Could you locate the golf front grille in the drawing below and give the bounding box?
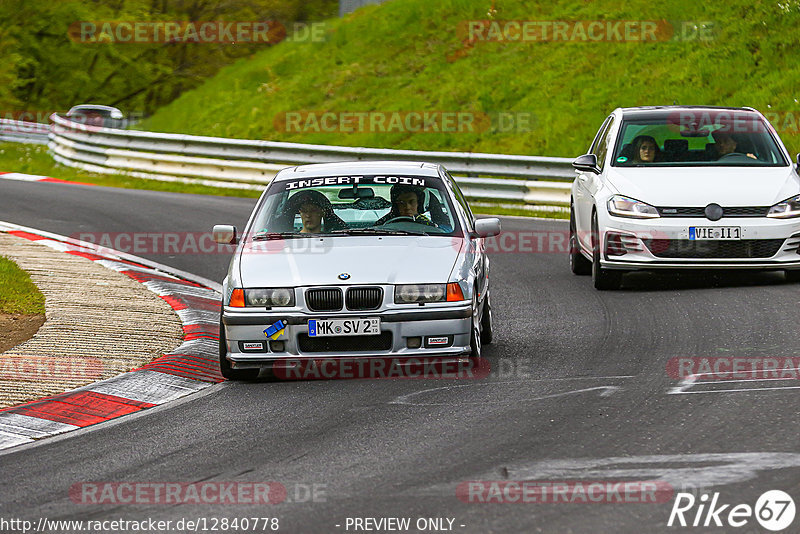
[656,206,770,218]
[643,239,784,259]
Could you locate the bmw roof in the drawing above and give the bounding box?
[274,161,443,181]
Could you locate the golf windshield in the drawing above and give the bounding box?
[613,111,787,167]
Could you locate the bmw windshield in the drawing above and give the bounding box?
[612,110,788,168]
[247,175,462,238]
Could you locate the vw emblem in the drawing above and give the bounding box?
[704,203,724,221]
[338,273,351,280]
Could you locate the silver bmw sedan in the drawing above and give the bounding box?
[213,161,501,380]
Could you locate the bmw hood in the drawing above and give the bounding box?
[237,236,462,287]
[605,166,800,207]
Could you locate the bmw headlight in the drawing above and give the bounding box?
[395,284,446,304]
[395,283,466,303]
[767,195,800,218]
[607,195,660,219]
[244,288,295,307]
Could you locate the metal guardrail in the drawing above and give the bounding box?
[339,0,388,17]
[0,119,50,145]
[11,113,574,207]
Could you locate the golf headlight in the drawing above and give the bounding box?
[395,284,446,304]
[607,195,660,219]
[245,288,294,307]
[767,195,800,218]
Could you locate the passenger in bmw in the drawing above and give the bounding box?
[289,190,346,233]
[299,201,324,233]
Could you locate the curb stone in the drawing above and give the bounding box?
[0,222,223,451]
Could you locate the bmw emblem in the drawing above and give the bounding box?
[338,273,351,280]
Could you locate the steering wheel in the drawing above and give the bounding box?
[380,216,416,224]
[718,152,747,160]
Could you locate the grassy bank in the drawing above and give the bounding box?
[141,0,800,157]
[0,256,45,315]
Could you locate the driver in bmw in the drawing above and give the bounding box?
[375,184,436,226]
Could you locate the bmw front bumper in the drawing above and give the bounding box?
[222,304,473,368]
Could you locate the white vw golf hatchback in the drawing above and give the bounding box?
[570,106,800,289]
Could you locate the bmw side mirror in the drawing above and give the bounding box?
[474,218,501,238]
[572,153,601,174]
[796,153,800,171]
[212,224,237,244]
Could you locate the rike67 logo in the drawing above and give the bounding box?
[668,490,795,531]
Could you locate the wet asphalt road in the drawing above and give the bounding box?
[1,179,799,533]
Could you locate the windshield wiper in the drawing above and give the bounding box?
[251,232,313,241]
[331,228,427,236]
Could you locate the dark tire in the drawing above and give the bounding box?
[570,206,592,275]
[469,318,482,358]
[469,290,482,358]
[480,291,493,345]
[786,270,800,283]
[219,316,260,381]
[591,214,623,291]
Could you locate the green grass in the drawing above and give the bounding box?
[472,205,569,219]
[141,0,800,157]
[0,143,261,198]
[0,256,45,314]
[5,0,798,221]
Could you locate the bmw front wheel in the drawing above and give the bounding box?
[219,316,260,381]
